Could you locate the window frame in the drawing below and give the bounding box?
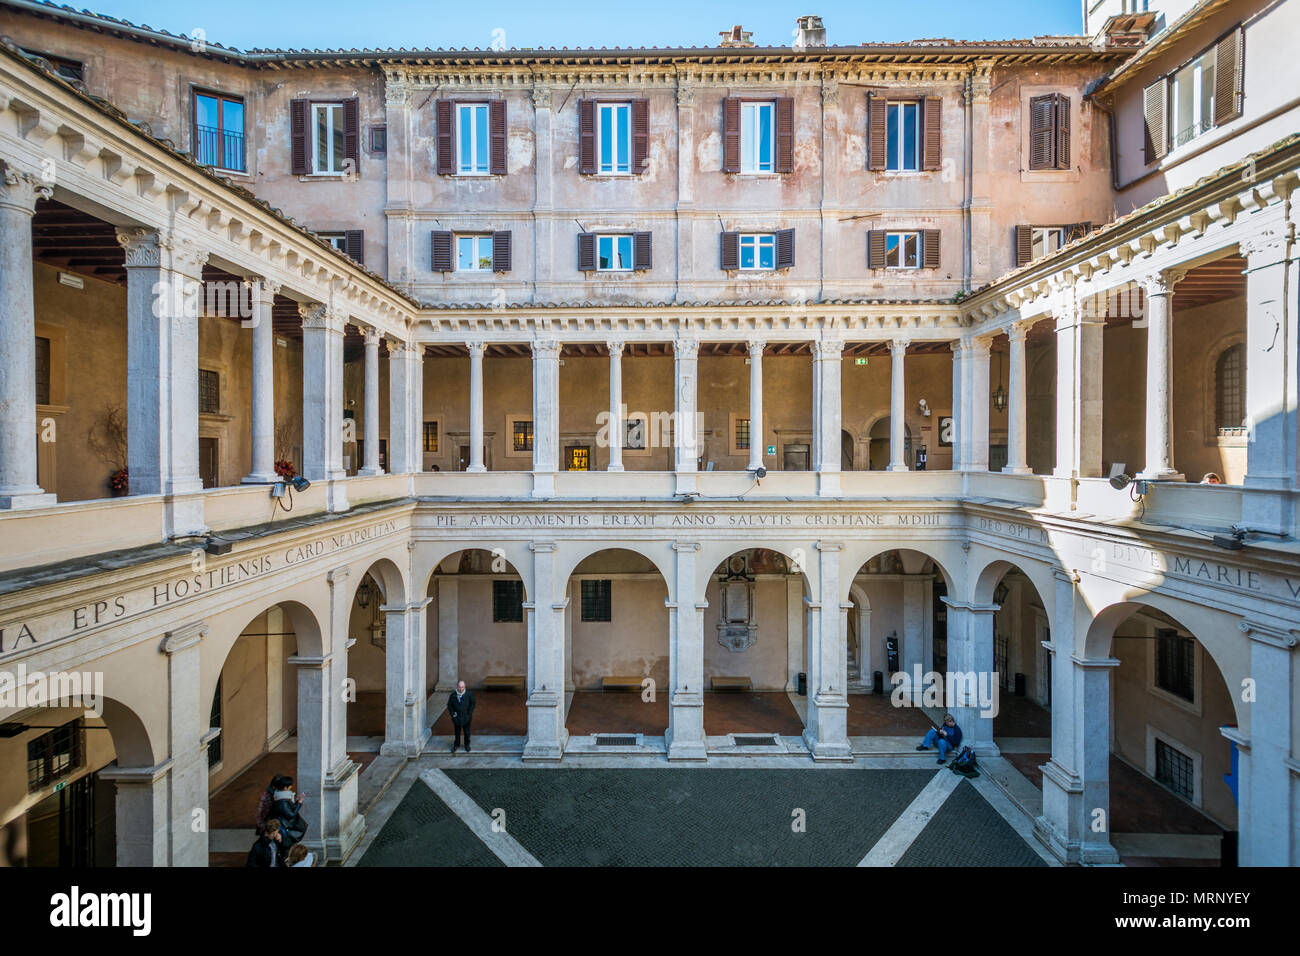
[1031,226,1067,259]
[885,100,921,173]
[884,231,922,269]
[311,101,347,175]
[198,367,221,416]
[1168,49,1216,153]
[192,88,247,173]
[596,102,633,175]
[26,718,84,794]
[596,234,635,272]
[456,102,491,176]
[456,233,495,272]
[737,233,776,271]
[740,100,775,174]
[580,578,613,622]
[492,579,525,623]
[1146,622,1203,716]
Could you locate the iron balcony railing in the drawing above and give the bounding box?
[194,124,246,172]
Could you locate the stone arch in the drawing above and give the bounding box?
[414,542,534,601]
[969,552,1059,619]
[97,695,157,767]
[838,541,960,607]
[553,541,675,599]
[694,540,818,600]
[349,554,407,610]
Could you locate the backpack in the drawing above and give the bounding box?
[951,746,979,777]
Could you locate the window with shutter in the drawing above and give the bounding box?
[632,99,650,172]
[722,98,741,173]
[633,231,652,271]
[885,101,921,171]
[884,232,921,269]
[775,228,795,269]
[1015,225,1033,267]
[595,102,632,174]
[775,97,794,173]
[436,100,454,174]
[720,231,740,270]
[922,230,940,269]
[866,93,887,171]
[577,232,596,271]
[578,99,597,175]
[344,230,364,265]
[456,102,490,174]
[456,235,493,271]
[290,99,309,175]
[736,234,775,270]
[921,96,942,170]
[310,102,348,174]
[492,230,512,272]
[489,99,507,175]
[1213,26,1244,127]
[867,230,887,269]
[1053,94,1070,169]
[595,235,635,271]
[343,98,360,174]
[1143,78,1168,164]
[1028,94,1055,170]
[431,230,453,272]
[740,101,775,173]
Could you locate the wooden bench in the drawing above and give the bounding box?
[482,675,525,691]
[711,676,753,692]
[601,675,645,692]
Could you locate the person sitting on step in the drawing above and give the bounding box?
[916,713,963,764]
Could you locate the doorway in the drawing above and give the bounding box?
[199,437,219,488]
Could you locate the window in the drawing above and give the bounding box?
[1215,343,1245,433]
[457,103,490,175]
[735,417,751,451]
[885,232,921,269]
[319,233,348,253]
[198,368,220,415]
[208,675,222,768]
[35,336,51,406]
[313,103,346,173]
[1155,628,1195,702]
[598,234,634,271]
[512,419,534,452]
[887,101,920,171]
[624,415,647,450]
[1144,26,1243,163]
[1171,52,1216,150]
[194,91,245,172]
[1031,227,1066,259]
[598,103,631,174]
[423,421,440,454]
[1027,93,1070,171]
[368,125,387,153]
[783,443,810,471]
[580,579,612,622]
[738,234,775,270]
[567,446,590,471]
[457,235,494,271]
[27,719,84,793]
[21,49,84,83]
[492,579,524,622]
[741,101,774,173]
[1155,738,1195,800]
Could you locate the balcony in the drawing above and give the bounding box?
[193,124,246,173]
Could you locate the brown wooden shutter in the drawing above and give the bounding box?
[577,232,596,271]
[578,99,596,175]
[1028,94,1054,170]
[1053,94,1071,170]
[1143,79,1168,164]
[436,100,455,174]
[1065,221,1092,243]
[1214,26,1244,126]
[343,98,360,173]
[867,230,886,269]
[344,230,364,265]
[720,231,739,270]
[866,93,886,171]
[430,230,453,271]
[775,96,794,174]
[1014,225,1033,267]
[722,97,741,173]
[633,231,652,271]
[290,99,310,175]
[489,99,507,175]
[922,96,942,171]
[492,230,512,272]
[775,228,795,269]
[632,99,650,172]
[922,229,940,269]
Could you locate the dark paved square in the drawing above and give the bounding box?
[357,777,504,867]
[898,779,1047,867]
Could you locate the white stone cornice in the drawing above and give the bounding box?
[1237,619,1298,650]
[159,621,207,655]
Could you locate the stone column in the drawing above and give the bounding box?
[901,575,927,677]
[531,338,560,496]
[532,85,554,299]
[300,303,349,511]
[666,541,707,759]
[1078,310,1105,479]
[966,337,991,472]
[673,83,696,301]
[804,542,850,760]
[1234,619,1296,866]
[785,575,804,692]
[1003,319,1032,474]
[889,337,909,471]
[965,66,994,286]
[97,764,169,866]
[941,598,999,755]
[0,165,53,509]
[118,227,209,532]
[359,326,383,476]
[467,341,486,473]
[524,541,567,760]
[382,597,431,757]
[813,336,844,496]
[747,340,765,471]
[243,278,280,483]
[673,336,700,495]
[1137,270,1185,480]
[1240,231,1299,534]
[1052,297,1079,479]
[382,74,414,284]
[159,621,208,866]
[607,340,625,472]
[386,341,419,474]
[950,340,966,470]
[434,575,460,693]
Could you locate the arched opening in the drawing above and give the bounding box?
[344,557,406,745]
[561,548,671,740]
[971,561,1054,746]
[427,548,530,741]
[841,429,855,470]
[867,418,911,470]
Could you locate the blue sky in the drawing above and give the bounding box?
[78,0,1085,51]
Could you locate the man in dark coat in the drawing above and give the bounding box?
[246,819,284,867]
[448,679,476,754]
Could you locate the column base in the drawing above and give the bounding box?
[606,463,624,473]
[531,472,556,498]
[164,495,208,539]
[674,472,698,496]
[1001,465,1032,475]
[888,463,909,472]
[357,467,384,477]
[0,490,56,510]
[803,694,852,760]
[666,691,707,761]
[523,690,567,761]
[326,477,350,513]
[242,473,279,485]
[466,465,486,474]
[1137,468,1184,482]
[816,471,841,497]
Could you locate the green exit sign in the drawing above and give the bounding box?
[854,357,868,366]
[53,781,66,793]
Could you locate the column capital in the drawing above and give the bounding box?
[1237,618,1298,650]
[532,337,561,358]
[1238,228,1289,267]
[466,339,487,356]
[116,227,209,278]
[529,540,558,553]
[361,325,383,347]
[813,336,844,359]
[1139,268,1188,297]
[821,79,840,106]
[389,339,421,357]
[674,336,700,360]
[243,276,281,303]
[1008,318,1033,340]
[672,541,701,552]
[0,162,53,213]
[890,336,910,355]
[606,338,626,356]
[532,85,553,110]
[675,84,696,108]
[160,621,207,655]
[746,338,766,356]
[384,75,413,109]
[300,302,346,333]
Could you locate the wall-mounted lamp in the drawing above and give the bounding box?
[918,398,931,417]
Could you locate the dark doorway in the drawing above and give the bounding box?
[199,437,219,488]
[25,772,115,867]
[841,430,854,471]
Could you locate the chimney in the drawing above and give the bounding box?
[718,25,755,48]
[793,15,826,50]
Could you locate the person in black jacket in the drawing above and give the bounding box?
[246,819,284,867]
[266,775,308,848]
[448,680,476,754]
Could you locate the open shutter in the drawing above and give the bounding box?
[1065,221,1092,243]
[489,100,507,175]
[577,232,596,272]
[1053,94,1071,169]
[867,230,886,269]
[290,99,310,175]
[722,97,741,173]
[720,231,739,270]
[922,230,941,270]
[922,96,942,171]
[632,99,650,172]
[1028,94,1054,170]
[775,228,795,269]
[1214,26,1244,126]
[578,99,596,175]
[1143,79,1168,164]
[344,230,364,265]
[343,98,360,174]
[1014,225,1033,267]
[492,231,512,272]
[633,231,652,271]
[775,96,794,174]
[436,100,455,175]
[430,230,453,272]
[866,93,886,171]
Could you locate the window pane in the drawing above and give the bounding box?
[598,235,613,270]
[476,236,492,270]
[196,93,219,129]
[616,235,632,269]
[1200,59,1215,134]
[758,104,771,170]
[616,105,629,171]
[330,105,344,170]
[740,236,755,269]
[459,105,472,170]
[904,233,919,267]
[885,233,900,267]
[316,107,329,171]
[457,236,474,270]
[741,104,756,172]
[475,106,488,172]
[887,104,899,170]
[903,103,917,170]
[1173,64,1195,146]
[222,99,245,170]
[600,106,613,170]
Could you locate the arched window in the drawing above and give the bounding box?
[1215,343,1244,433]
